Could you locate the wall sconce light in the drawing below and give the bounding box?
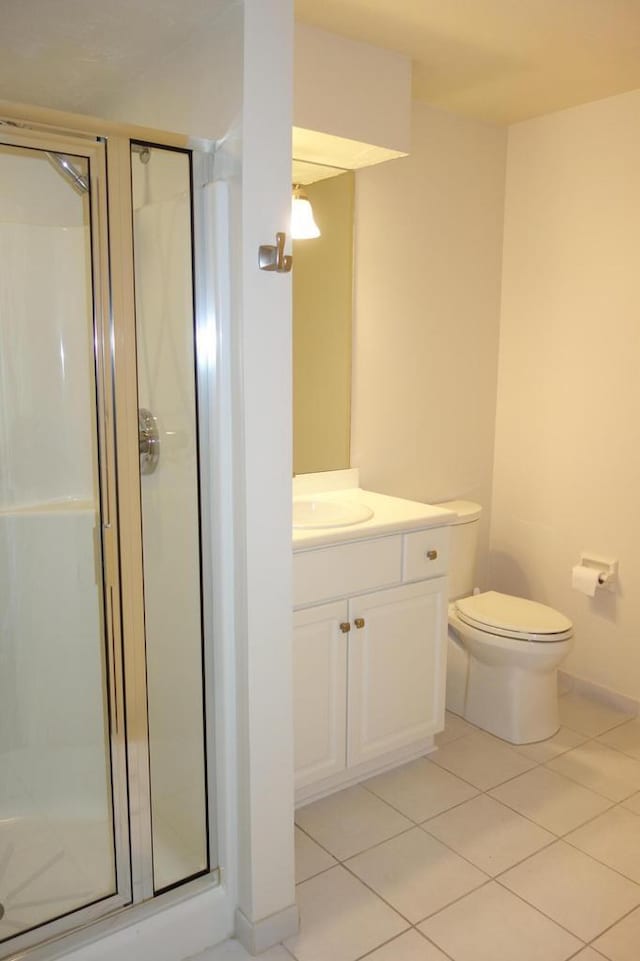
[291,184,321,240]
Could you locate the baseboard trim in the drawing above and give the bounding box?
[234,903,299,956]
[559,670,639,716]
[295,737,436,808]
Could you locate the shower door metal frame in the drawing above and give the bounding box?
[0,119,220,961]
[124,138,219,897]
[104,133,156,905]
[0,128,133,957]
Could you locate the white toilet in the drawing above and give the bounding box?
[440,501,573,744]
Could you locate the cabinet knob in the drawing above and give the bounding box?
[339,622,351,634]
[425,549,438,561]
[354,617,365,629]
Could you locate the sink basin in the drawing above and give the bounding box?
[293,498,374,529]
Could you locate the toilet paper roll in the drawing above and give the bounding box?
[572,564,600,597]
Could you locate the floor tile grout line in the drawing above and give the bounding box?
[351,926,458,961]
[300,727,627,832]
[595,738,640,763]
[298,796,494,879]
[582,898,640,949]
[405,872,583,938]
[347,819,496,893]
[291,701,639,961]
[293,822,339,865]
[350,929,415,961]
[558,713,638,740]
[300,783,559,888]
[412,927,459,961]
[425,821,560,882]
[384,729,621,840]
[483,781,640,889]
[323,786,507,884]
[487,787,616,842]
[336,857,418,927]
[298,734,626,886]
[420,787,567,842]
[299,780,416,833]
[540,752,640,805]
[294,860,339,886]
[302,802,559,914]
[361,773,482,828]
[339,822,421,865]
[341,846,501,933]
[492,874,592,945]
[489,828,640,893]
[561,825,640,889]
[428,754,539,794]
[355,922,455,961]
[356,770,637,942]
[551,797,622,840]
[566,947,596,961]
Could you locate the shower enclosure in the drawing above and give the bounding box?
[0,124,217,956]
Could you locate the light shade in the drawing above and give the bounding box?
[291,185,320,240]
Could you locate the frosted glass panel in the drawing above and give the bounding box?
[131,144,209,892]
[0,145,116,942]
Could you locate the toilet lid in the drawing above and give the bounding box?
[455,591,573,642]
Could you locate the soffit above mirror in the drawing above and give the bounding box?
[292,158,347,185]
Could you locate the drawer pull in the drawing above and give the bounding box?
[339,622,351,634]
[426,549,438,561]
[354,617,365,629]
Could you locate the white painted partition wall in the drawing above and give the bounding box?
[233,0,297,952]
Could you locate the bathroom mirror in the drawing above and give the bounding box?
[292,162,354,475]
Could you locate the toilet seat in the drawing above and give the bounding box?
[455,591,573,643]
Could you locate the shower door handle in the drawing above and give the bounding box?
[138,408,160,475]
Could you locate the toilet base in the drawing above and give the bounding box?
[465,658,560,744]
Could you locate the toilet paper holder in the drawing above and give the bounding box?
[577,553,618,592]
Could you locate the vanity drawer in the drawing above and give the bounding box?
[294,536,402,608]
[403,526,450,582]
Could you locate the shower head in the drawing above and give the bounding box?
[45,151,89,194]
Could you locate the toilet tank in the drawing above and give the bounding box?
[438,500,482,600]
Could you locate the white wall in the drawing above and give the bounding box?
[351,100,507,584]
[491,88,640,701]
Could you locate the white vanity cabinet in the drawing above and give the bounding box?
[293,523,450,803]
[347,578,447,767]
[293,600,348,788]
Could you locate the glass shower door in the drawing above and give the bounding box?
[131,143,210,893]
[0,138,128,950]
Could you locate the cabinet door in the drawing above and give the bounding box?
[293,600,349,789]
[348,578,447,767]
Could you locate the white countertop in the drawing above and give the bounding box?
[293,487,455,550]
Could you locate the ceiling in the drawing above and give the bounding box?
[294,0,640,125]
[0,0,229,115]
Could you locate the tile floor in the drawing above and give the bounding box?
[284,692,640,961]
